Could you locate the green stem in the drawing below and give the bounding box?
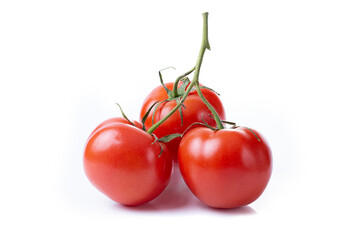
[172,66,195,97]
[147,12,212,134]
[193,12,211,84]
[192,12,224,129]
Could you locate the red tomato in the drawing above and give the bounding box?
[83,122,172,206]
[178,126,272,208]
[140,82,225,161]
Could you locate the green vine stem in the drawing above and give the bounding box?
[193,12,211,83]
[147,12,224,134]
[192,12,224,129]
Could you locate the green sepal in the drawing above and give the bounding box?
[221,120,236,126]
[230,125,261,142]
[177,77,191,95]
[158,67,175,98]
[151,134,159,145]
[181,122,216,136]
[188,85,220,96]
[198,85,220,95]
[115,103,135,126]
[151,133,182,158]
[158,144,164,158]
[175,98,184,126]
[151,99,171,126]
[244,127,261,142]
[157,133,182,143]
[209,115,236,127]
[201,113,216,131]
[142,101,159,131]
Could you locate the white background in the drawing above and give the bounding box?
[1,0,360,239]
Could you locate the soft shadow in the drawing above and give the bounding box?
[114,164,196,211]
[209,205,257,215]
[192,198,257,215]
[113,164,257,214]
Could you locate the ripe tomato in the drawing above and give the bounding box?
[178,126,272,208]
[83,121,172,206]
[140,82,225,161]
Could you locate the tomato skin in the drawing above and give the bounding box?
[89,117,142,137]
[84,123,172,206]
[178,127,272,208]
[140,82,225,161]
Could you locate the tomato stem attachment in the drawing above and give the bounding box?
[158,67,176,98]
[115,103,135,126]
[172,67,195,97]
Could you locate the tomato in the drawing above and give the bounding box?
[178,126,272,208]
[140,82,225,161]
[83,121,172,206]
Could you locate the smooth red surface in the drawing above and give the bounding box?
[140,82,225,161]
[84,121,172,206]
[178,127,272,208]
[89,117,142,137]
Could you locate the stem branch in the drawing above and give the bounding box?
[147,12,224,133]
[172,66,195,97]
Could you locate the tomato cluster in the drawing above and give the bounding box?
[83,13,272,209]
[140,82,225,161]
